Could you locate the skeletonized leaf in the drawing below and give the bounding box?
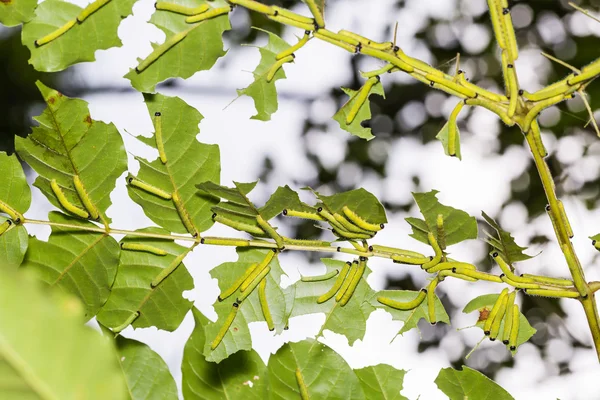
[125,0,231,92]
[333,82,385,141]
[16,82,127,225]
[22,0,135,72]
[21,211,120,320]
[435,366,514,400]
[127,93,220,235]
[97,228,194,332]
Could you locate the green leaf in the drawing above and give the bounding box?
[314,188,387,224]
[435,366,514,400]
[260,185,318,221]
[0,0,37,26]
[16,82,127,225]
[0,216,28,270]
[290,259,376,343]
[370,289,449,334]
[405,217,429,244]
[410,190,478,246]
[181,308,268,399]
[0,152,31,215]
[462,293,536,354]
[235,29,291,121]
[21,211,120,320]
[127,93,220,235]
[591,233,600,242]
[205,248,293,363]
[354,364,408,400]
[96,228,194,332]
[116,336,178,400]
[0,271,127,399]
[124,0,231,93]
[333,82,385,141]
[436,121,462,160]
[22,0,136,72]
[482,211,534,264]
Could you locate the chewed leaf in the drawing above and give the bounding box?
[0,0,37,26]
[235,28,292,121]
[482,211,534,264]
[333,82,385,141]
[22,0,135,72]
[124,0,231,92]
[259,185,317,221]
[435,366,515,400]
[436,121,462,160]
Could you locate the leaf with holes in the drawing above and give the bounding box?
[20,211,120,320]
[97,228,194,332]
[333,82,385,141]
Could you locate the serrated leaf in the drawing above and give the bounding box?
[410,190,477,246]
[435,366,514,400]
[462,293,536,354]
[116,336,178,400]
[181,308,268,400]
[370,289,449,334]
[259,185,317,221]
[333,82,385,141]
[22,0,135,72]
[0,215,28,270]
[125,0,231,93]
[16,82,127,225]
[20,211,120,320]
[0,271,127,399]
[405,217,429,244]
[205,248,293,363]
[314,188,387,224]
[354,364,408,400]
[0,152,31,215]
[482,211,534,264]
[96,228,194,332]
[0,0,37,26]
[290,259,376,343]
[127,93,220,235]
[436,121,462,160]
[235,29,292,121]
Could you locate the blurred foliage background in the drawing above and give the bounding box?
[2,0,600,384]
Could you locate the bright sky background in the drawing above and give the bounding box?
[16,0,600,398]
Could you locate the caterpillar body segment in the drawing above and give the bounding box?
[522,94,567,132]
[218,263,258,302]
[524,288,580,299]
[391,254,430,265]
[339,258,366,306]
[239,251,275,293]
[185,6,232,23]
[201,237,250,247]
[509,304,520,350]
[301,269,339,282]
[228,0,275,15]
[153,112,168,164]
[268,14,315,31]
[213,214,265,236]
[377,288,427,311]
[362,63,395,78]
[113,311,140,333]
[317,262,351,303]
[557,200,574,238]
[50,179,89,219]
[0,200,23,224]
[296,368,310,400]
[313,31,357,53]
[151,251,188,287]
[73,175,99,220]
[237,266,271,303]
[492,252,538,286]
[172,192,197,236]
[500,274,540,289]
[421,232,442,270]
[276,31,311,60]
[345,76,380,125]
[120,242,168,256]
[77,0,112,23]
[305,0,324,28]
[272,7,314,25]
[256,215,284,248]
[341,206,384,232]
[127,175,173,200]
[211,302,239,350]
[0,220,12,236]
[136,29,190,72]
[521,273,573,287]
[465,98,514,126]
[502,291,517,344]
[489,291,509,341]
[266,55,295,83]
[359,46,414,73]
[372,245,425,259]
[154,2,210,16]
[502,7,519,61]
[35,20,77,47]
[456,73,507,102]
[427,278,439,324]
[259,279,275,331]
[335,261,358,302]
[282,208,325,221]
[487,0,506,49]
[425,261,476,274]
[483,288,509,335]
[447,102,464,157]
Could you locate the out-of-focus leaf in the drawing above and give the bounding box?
[16,82,127,225]
[127,93,220,235]
[482,211,534,264]
[125,0,231,92]
[116,336,178,400]
[333,82,385,141]
[205,248,293,363]
[236,29,291,121]
[435,366,514,400]
[21,211,120,320]
[0,0,37,26]
[462,293,536,354]
[0,271,127,399]
[22,0,135,72]
[290,258,376,343]
[436,121,462,160]
[97,228,194,332]
[409,190,478,246]
[370,289,449,334]
[181,308,268,399]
